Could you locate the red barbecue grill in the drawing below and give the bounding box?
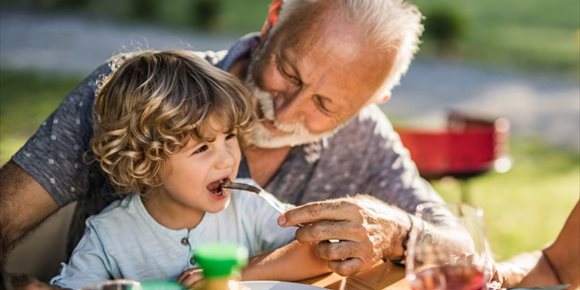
[396,111,511,203]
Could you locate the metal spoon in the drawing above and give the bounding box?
[220,179,261,194]
[220,179,289,215]
[222,181,349,246]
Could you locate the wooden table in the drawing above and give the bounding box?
[301,262,410,290]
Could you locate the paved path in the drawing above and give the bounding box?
[2,10,579,150]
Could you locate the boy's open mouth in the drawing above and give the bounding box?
[207,177,231,196]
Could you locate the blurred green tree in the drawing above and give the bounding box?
[423,6,468,56]
[192,0,222,30]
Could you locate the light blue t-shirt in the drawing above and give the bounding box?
[50,179,296,289]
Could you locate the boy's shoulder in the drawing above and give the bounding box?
[85,194,139,228]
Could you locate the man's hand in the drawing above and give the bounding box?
[278,195,412,276]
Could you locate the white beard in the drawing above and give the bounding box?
[245,77,337,148]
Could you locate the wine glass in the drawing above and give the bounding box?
[406,203,492,290]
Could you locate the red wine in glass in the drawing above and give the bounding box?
[406,203,491,290]
[409,264,485,290]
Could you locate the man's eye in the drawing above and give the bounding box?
[314,95,332,114]
[286,73,301,86]
[192,145,208,155]
[277,61,301,86]
[292,77,302,86]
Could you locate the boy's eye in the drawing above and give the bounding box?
[192,145,208,155]
[225,133,237,140]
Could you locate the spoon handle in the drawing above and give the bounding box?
[221,180,305,227]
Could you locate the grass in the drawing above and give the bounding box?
[1,70,578,262]
[0,71,84,163]
[431,139,579,261]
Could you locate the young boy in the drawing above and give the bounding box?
[50,51,328,289]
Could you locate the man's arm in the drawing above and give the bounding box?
[0,161,59,266]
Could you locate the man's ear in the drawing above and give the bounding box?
[375,94,391,104]
[261,0,283,38]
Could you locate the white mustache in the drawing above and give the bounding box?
[244,71,337,148]
[247,79,308,134]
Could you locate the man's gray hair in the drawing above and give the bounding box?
[272,0,423,99]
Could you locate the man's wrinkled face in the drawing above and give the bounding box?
[245,16,395,148]
[245,75,334,148]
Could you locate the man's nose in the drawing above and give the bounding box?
[273,89,308,124]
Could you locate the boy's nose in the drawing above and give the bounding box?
[215,150,235,170]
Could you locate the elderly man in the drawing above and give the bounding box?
[1,0,452,279]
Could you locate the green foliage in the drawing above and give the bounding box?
[129,0,158,21]
[0,0,264,33]
[191,0,223,30]
[465,25,579,75]
[422,6,468,55]
[49,0,92,10]
[1,0,574,76]
[413,0,579,78]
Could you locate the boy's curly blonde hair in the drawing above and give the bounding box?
[91,50,256,194]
